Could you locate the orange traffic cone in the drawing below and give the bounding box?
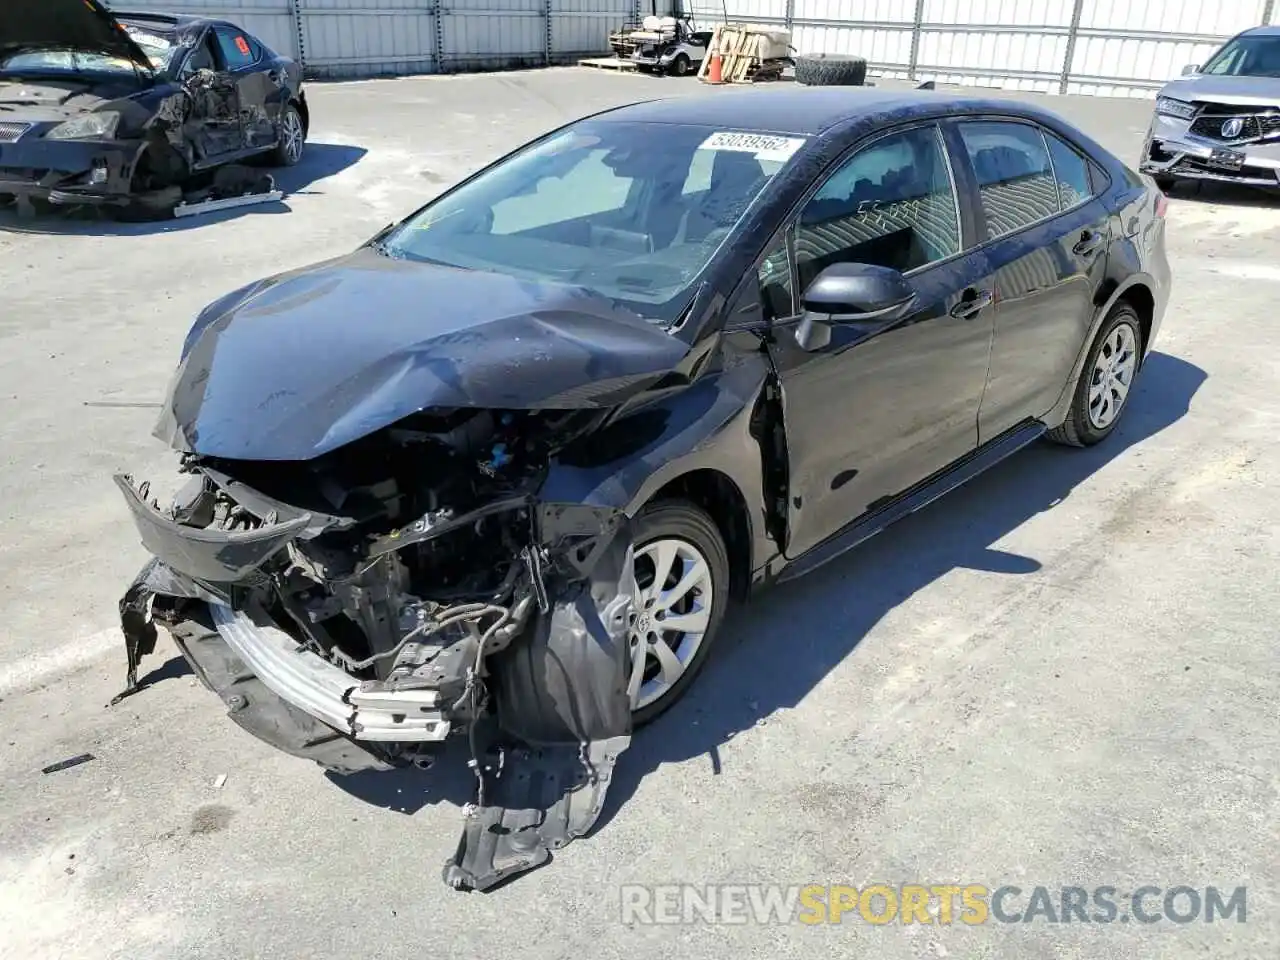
[706,52,724,84]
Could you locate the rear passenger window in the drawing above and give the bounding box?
[214,26,258,70]
[958,121,1059,239]
[1043,130,1092,209]
[794,124,960,288]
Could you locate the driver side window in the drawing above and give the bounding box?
[794,124,960,292]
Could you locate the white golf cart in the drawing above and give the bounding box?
[607,14,712,77]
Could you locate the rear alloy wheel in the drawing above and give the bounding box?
[1048,303,1143,447]
[272,104,306,167]
[627,501,730,726]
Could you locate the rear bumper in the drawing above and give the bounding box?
[0,136,141,204]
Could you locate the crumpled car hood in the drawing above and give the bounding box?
[155,248,692,461]
[1160,74,1280,106]
[1,0,155,75]
[0,78,123,117]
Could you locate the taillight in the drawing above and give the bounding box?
[1154,191,1168,218]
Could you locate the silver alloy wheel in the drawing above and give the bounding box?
[627,536,714,712]
[282,108,304,163]
[1087,322,1138,430]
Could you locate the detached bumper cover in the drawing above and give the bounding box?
[0,135,140,203]
[115,474,312,583]
[113,469,639,892]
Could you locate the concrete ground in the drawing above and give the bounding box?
[1,69,1277,959]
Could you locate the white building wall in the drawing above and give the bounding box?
[107,0,635,77]
[689,0,1277,98]
[109,0,1280,90]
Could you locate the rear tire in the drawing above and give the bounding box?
[628,500,730,727]
[670,53,692,77]
[271,103,306,167]
[1047,302,1144,447]
[794,53,867,86]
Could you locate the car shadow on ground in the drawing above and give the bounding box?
[327,350,1207,824]
[596,350,1207,827]
[0,142,367,237]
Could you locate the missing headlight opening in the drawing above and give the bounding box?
[114,405,638,892]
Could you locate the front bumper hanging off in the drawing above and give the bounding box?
[1140,114,1280,187]
[0,136,142,205]
[112,468,639,892]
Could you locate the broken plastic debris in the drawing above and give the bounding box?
[173,191,284,218]
[42,753,95,774]
[214,774,228,789]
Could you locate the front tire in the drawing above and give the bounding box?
[1047,303,1143,447]
[627,500,730,727]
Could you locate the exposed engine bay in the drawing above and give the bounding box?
[116,406,637,891]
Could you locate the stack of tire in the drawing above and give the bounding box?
[794,52,867,86]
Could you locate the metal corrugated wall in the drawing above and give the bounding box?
[108,0,636,76]
[685,0,1280,98]
[110,0,1280,88]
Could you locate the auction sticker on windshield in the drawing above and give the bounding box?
[699,131,807,163]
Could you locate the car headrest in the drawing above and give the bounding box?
[710,151,767,192]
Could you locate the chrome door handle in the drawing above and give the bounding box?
[950,289,993,320]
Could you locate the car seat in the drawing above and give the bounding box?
[675,151,769,243]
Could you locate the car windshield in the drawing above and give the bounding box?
[1201,34,1280,77]
[121,24,183,72]
[0,47,141,75]
[378,120,805,324]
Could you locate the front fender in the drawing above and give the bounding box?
[540,334,778,575]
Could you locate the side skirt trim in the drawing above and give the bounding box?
[777,420,1046,584]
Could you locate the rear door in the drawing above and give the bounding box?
[211,24,278,152]
[952,119,1113,440]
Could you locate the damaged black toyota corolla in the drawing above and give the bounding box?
[115,88,1171,890]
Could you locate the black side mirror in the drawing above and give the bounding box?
[795,262,916,351]
[802,262,915,318]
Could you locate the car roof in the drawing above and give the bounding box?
[1238,25,1280,37]
[588,86,1058,137]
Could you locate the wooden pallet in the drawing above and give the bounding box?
[578,56,640,71]
[698,23,786,84]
